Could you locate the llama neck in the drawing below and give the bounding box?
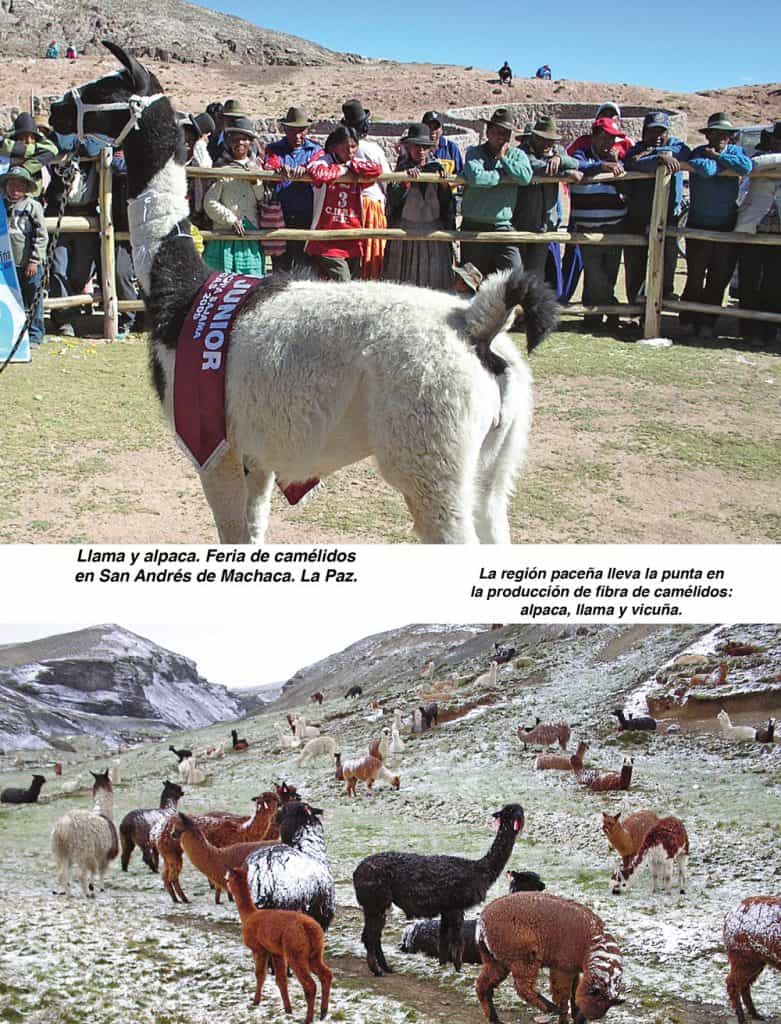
[93,791,114,819]
[230,875,259,922]
[479,823,518,882]
[121,98,190,295]
[608,823,634,857]
[586,930,623,998]
[181,829,217,874]
[241,802,270,839]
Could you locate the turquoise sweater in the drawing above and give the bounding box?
[688,144,753,229]
[461,144,532,227]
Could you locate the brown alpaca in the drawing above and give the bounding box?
[174,811,277,903]
[264,782,302,841]
[575,758,633,793]
[517,719,570,750]
[724,896,781,1024]
[156,792,278,903]
[536,740,588,772]
[226,866,332,1024]
[602,810,660,870]
[342,754,399,796]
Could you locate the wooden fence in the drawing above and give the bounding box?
[42,154,781,342]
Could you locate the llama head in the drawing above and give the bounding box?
[574,984,625,1022]
[716,709,729,727]
[390,775,400,790]
[610,865,629,894]
[49,42,163,143]
[276,801,324,843]
[32,774,46,786]
[90,769,112,793]
[601,811,621,838]
[492,803,525,834]
[161,780,184,802]
[507,869,545,892]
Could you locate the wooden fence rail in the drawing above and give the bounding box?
[39,153,781,341]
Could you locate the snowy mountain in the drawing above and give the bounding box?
[0,624,246,751]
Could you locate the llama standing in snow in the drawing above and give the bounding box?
[52,770,119,897]
[611,816,689,895]
[723,896,781,1024]
[48,43,558,545]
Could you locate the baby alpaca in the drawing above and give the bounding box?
[226,866,332,1024]
[342,755,399,796]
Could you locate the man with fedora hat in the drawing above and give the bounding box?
[1,112,59,198]
[421,111,463,177]
[513,115,581,282]
[623,111,691,304]
[460,107,533,278]
[263,105,324,272]
[680,112,752,337]
[735,120,781,345]
[340,98,390,279]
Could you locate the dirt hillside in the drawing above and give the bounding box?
[2,52,779,141]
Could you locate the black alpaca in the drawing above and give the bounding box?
[612,708,657,732]
[353,802,525,975]
[494,642,516,664]
[231,729,249,750]
[400,869,545,965]
[169,745,192,762]
[1,774,46,804]
[345,686,363,699]
[419,702,438,730]
[756,718,775,743]
[119,779,185,872]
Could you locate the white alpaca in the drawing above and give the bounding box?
[51,771,119,897]
[60,775,83,795]
[293,716,321,741]
[276,724,300,749]
[109,759,121,786]
[389,724,405,764]
[716,709,756,741]
[368,727,391,762]
[298,735,339,764]
[475,661,498,687]
[48,45,559,546]
[177,756,206,785]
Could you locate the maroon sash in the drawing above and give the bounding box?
[174,272,319,505]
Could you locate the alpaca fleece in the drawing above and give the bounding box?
[724,896,781,1024]
[119,780,184,872]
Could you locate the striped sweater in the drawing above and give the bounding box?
[569,143,628,229]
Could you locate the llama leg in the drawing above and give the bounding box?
[272,955,293,1013]
[476,957,510,1024]
[120,833,133,871]
[510,960,560,1014]
[400,486,480,544]
[198,448,250,543]
[141,844,158,873]
[361,909,390,976]
[440,908,465,970]
[678,854,688,894]
[172,877,189,903]
[80,868,92,898]
[244,465,274,544]
[473,385,530,543]
[549,968,573,1020]
[252,950,269,1006]
[310,956,332,1019]
[741,966,766,1020]
[727,960,762,1024]
[290,962,317,1024]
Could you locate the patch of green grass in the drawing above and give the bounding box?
[622,422,781,478]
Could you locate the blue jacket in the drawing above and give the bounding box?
[263,136,325,226]
[432,135,463,176]
[687,143,753,229]
[624,136,691,224]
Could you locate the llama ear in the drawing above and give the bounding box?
[102,40,151,93]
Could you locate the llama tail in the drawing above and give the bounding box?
[463,267,559,374]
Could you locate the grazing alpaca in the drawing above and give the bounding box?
[345,686,363,699]
[476,893,624,1023]
[245,802,336,931]
[309,691,325,705]
[1,774,46,804]
[342,754,400,796]
[612,709,656,732]
[226,866,332,1024]
[575,757,633,793]
[400,870,545,965]
[298,735,339,764]
[155,793,277,903]
[173,811,276,903]
[601,809,660,871]
[231,729,249,751]
[52,770,119,897]
[535,740,588,772]
[716,710,756,742]
[724,896,781,1024]
[353,803,525,975]
[611,816,689,894]
[517,718,570,750]
[169,744,192,763]
[49,44,557,546]
[119,779,184,872]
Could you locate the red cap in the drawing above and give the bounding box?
[592,117,622,136]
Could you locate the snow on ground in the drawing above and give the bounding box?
[1,624,779,1024]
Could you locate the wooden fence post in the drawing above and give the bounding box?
[99,147,118,342]
[642,163,672,339]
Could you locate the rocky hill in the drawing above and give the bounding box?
[0,0,357,66]
[0,624,253,751]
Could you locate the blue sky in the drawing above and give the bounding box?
[194,0,779,94]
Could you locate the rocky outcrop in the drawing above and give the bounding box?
[0,624,246,751]
[0,0,357,66]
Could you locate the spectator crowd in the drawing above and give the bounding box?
[1,90,779,349]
